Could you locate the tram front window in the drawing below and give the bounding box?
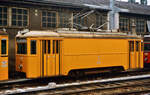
[144,43,150,51]
[17,39,27,54]
[1,39,7,54]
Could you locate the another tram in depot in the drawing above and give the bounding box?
[15,29,143,78]
[144,35,150,67]
[0,30,8,81]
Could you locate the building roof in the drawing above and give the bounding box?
[2,0,150,15]
[115,1,150,16]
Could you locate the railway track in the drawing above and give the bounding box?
[2,74,150,95]
[1,69,150,95]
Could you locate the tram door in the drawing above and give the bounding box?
[129,41,136,69]
[40,40,60,77]
[135,41,141,68]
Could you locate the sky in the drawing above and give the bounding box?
[116,0,150,5]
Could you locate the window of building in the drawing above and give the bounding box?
[58,12,71,28]
[12,8,28,27]
[73,13,87,28]
[42,11,56,28]
[136,19,145,33]
[1,39,7,54]
[0,7,8,26]
[119,17,129,31]
[96,14,107,29]
[30,40,36,54]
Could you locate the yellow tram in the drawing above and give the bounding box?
[0,30,8,80]
[16,30,143,78]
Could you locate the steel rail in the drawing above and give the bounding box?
[0,68,150,91]
[2,74,150,95]
[48,81,150,95]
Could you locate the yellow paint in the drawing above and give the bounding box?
[0,35,8,81]
[16,36,143,78]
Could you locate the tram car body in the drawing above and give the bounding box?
[144,35,150,67]
[16,30,143,78]
[0,31,8,80]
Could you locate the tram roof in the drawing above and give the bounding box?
[16,29,142,39]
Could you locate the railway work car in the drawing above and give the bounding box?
[16,30,143,78]
[144,35,150,67]
[0,30,8,80]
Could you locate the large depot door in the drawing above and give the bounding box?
[40,40,60,77]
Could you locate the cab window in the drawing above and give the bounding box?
[30,40,36,54]
[17,43,27,54]
[53,40,59,54]
[136,41,139,51]
[144,43,150,51]
[17,39,27,54]
[1,39,7,54]
[141,42,144,51]
[130,41,134,52]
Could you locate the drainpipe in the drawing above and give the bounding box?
[109,0,115,30]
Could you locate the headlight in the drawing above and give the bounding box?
[144,53,149,56]
[18,64,23,70]
[145,57,148,61]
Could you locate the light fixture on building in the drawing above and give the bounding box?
[35,9,38,16]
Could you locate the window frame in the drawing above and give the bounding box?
[119,16,129,32]
[1,38,7,55]
[11,7,29,28]
[135,18,146,33]
[58,12,72,28]
[0,6,8,27]
[96,14,107,29]
[41,10,57,29]
[129,41,134,52]
[73,12,87,28]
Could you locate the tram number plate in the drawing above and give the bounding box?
[1,61,7,68]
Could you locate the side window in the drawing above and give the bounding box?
[136,41,139,51]
[48,40,51,54]
[1,39,7,54]
[53,40,59,54]
[141,42,144,51]
[56,40,59,54]
[12,8,28,27]
[129,41,134,52]
[53,40,55,54]
[30,40,36,54]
